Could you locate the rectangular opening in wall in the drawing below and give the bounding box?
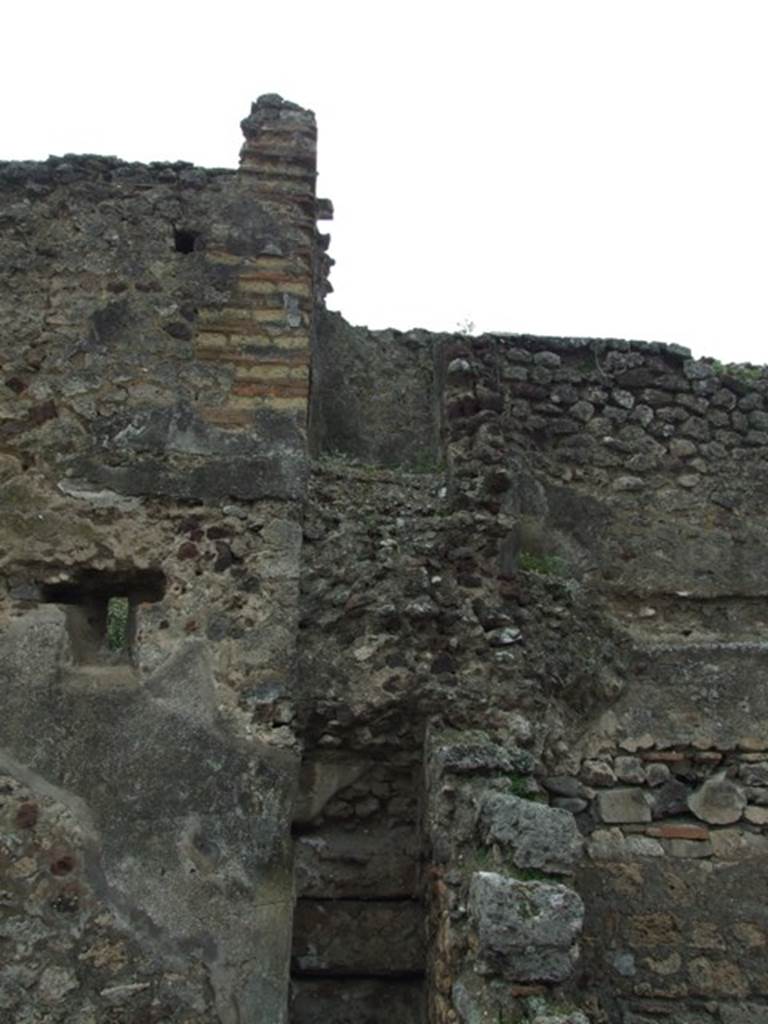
[40,568,165,669]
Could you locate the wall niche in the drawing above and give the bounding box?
[41,568,166,670]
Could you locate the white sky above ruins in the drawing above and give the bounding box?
[4,0,767,363]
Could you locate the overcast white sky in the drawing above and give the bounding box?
[4,1,767,362]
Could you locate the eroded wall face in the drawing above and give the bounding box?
[0,96,326,1023]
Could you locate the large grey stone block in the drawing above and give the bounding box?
[480,791,583,874]
[688,773,746,825]
[468,872,584,982]
[596,787,652,823]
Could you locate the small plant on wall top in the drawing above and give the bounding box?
[518,550,566,577]
[710,359,764,383]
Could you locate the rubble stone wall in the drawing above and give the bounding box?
[310,314,768,1024]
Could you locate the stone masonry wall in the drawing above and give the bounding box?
[3,93,768,1024]
[310,314,768,1024]
[0,95,328,1024]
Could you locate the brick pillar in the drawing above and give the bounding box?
[196,95,331,427]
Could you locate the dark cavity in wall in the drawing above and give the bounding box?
[290,753,426,1023]
[173,227,200,254]
[40,568,165,666]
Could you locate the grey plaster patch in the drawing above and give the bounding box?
[0,607,299,1024]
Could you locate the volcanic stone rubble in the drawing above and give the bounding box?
[1,96,768,1024]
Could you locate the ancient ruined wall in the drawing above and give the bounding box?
[0,96,329,1024]
[308,315,768,1024]
[441,332,768,1024]
[3,95,768,1024]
